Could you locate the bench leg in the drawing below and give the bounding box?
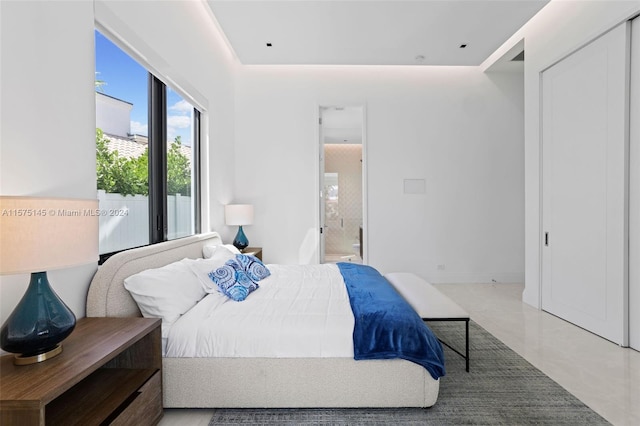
[424,318,470,372]
[465,318,469,372]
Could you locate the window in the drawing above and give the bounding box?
[95,30,200,260]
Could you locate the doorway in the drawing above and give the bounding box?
[319,106,365,264]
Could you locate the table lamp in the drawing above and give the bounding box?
[225,204,254,251]
[0,196,98,365]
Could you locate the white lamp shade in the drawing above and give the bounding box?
[0,196,99,275]
[225,204,254,226]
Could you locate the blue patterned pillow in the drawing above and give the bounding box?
[233,254,271,282]
[208,264,258,302]
[207,255,270,301]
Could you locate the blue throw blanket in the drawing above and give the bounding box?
[337,263,445,380]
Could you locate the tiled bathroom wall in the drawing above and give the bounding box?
[324,144,362,257]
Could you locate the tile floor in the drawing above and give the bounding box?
[434,283,640,426]
[159,283,640,426]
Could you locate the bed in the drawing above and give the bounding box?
[86,232,443,408]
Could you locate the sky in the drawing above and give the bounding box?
[95,30,193,146]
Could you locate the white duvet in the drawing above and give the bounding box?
[164,263,356,358]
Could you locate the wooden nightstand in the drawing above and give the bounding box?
[243,247,263,261]
[0,317,162,426]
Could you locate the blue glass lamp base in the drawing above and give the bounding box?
[0,271,76,365]
[233,225,249,251]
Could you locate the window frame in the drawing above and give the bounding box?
[97,47,201,264]
[149,74,168,244]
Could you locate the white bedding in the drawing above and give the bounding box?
[165,263,356,358]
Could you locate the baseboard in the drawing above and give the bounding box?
[428,271,523,284]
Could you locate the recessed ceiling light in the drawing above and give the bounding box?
[266,42,272,47]
[459,44,468,49]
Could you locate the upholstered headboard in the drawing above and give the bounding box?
[86,232,223,318]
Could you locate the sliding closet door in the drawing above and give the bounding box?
[541,22,630,345]
[630,16,640,351]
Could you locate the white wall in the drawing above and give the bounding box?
[483,0,640,307]
[0,0,98,327]
[235,66,525,282]
[0,0,237,326]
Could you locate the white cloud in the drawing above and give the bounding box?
[169,100,193,114]
[167,115,191,129]
[130,121,148,136]
[167,115,192,145]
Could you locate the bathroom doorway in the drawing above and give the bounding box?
[319,106,365,264]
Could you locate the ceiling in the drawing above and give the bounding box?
[206,0,549,66]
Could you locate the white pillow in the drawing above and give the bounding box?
[124,258,207,330]
[187,256,236,293]
[203,243,240,259]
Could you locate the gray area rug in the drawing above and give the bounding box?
[209,321,609,425]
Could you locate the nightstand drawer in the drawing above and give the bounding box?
[111,371,162,426]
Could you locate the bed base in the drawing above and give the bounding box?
[164,357,437,408]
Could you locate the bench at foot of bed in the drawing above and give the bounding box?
[385,272,470,372]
